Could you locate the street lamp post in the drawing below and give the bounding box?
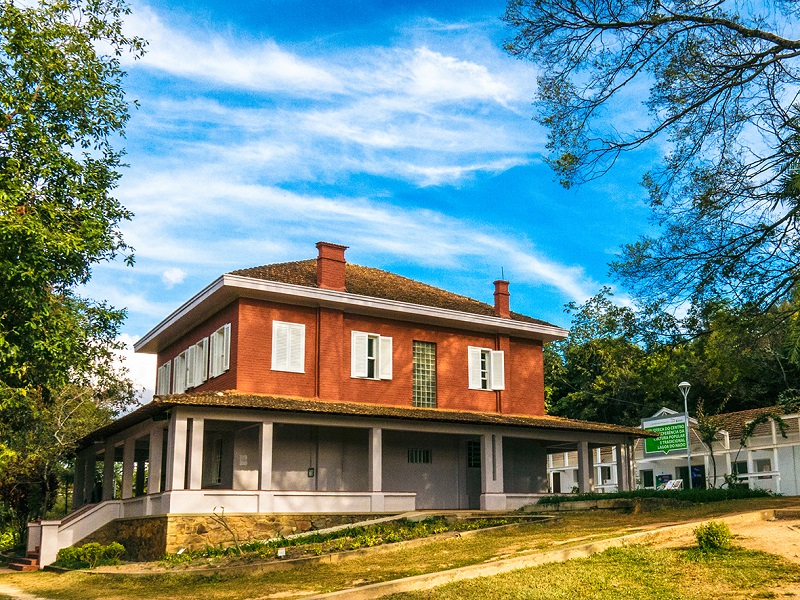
[678,381,692,490]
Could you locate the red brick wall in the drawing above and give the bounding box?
[156,300,239,393]
[224,298,545,416]
[235,298,318,397]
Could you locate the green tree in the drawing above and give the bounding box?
[0,0,144,532]
[503,1,800,320]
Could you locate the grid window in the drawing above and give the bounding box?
[408,448,432,464]
[367,335,377,379]
[480,350,490,389]
[412,341,437,407]
[467,441,481,468]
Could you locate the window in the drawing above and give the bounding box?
[408,448,432,464]
[467,441,481,468]
[211,436,223,485]
[468,347,505,391]
[755,458,772,479]
[412,341,436,407]
[209,324,231,378]
[187,337,209,388]
[272,321,305,373]
[351,331,392,379]
[600,466,612,483]
[733,461,748,477]
[173,350,188,394]
[156,361,171,395]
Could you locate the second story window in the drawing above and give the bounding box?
[209,323,231,378]
[272,321,306,373]
[468,347,505,391]
[156,361,172,395]
[412,341,436,407]
[351,331,392,380]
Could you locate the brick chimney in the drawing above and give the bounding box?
[493,280,510,318]
[316,242,348,291]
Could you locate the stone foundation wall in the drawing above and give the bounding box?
[78,513,385,560]
[80,516,169,562]
[165,513,381,553]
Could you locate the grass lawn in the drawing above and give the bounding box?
[386,545,800,600]
[0,498,797,600]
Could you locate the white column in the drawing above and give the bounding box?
[259,422,273,490]
[369,428,382,491]
[166,414,187,491]
[615,444,628,492]
[577,441,593,493]
[121,437,135,499]
[148,426,164,494]
[102,441,115,500]
[724,449,732,481]
[188,417,204,490]
[773,446,781,494]
[703,454,710,488]
[480,433,505,510]
[73,453,86,508]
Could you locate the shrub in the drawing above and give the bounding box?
[55,541,126,569]
[694,521,732,551]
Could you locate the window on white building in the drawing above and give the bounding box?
[272,321,305,373]
[156,361,171,395]
[173,350,188,394]
[755,458,772,479]
[351,331,392,379]
[209,324,231,378]
[468,346,505,390]
[408,448,432,464]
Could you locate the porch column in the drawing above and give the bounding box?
[369,428,382,492]
[166,413,188,491]
[102,441,115,500]
[259,422,273,490]
[703,454,710,489]
[73,452,86,508]
[188,417,204,490]
[480,433,505,510]
[148,426,164,494]
[627,442,635,491]
[83,448,97,503]
[615,443,629,492]
[746,449,754,485]
[121,437,135,499]
[577,441,593,493]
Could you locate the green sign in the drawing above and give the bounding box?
[644,416,688,454]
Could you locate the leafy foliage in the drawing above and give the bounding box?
[55,541,125,569]
[694,521,733,552]
[537,486,773,505]
[504,1,800,319]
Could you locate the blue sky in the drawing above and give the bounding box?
[95,0,659,397]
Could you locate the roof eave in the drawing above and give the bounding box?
[135,274,569,354]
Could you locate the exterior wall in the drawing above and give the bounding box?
[382,430,465,510]
[503,437,548,494]
[272,424,369,492]
[228,298,546,416]
[156,300,239,393]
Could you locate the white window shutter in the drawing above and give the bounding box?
[222,323,231,371]
[189,345,198,388]
[491,350,505,390]
[164,361,171,394]
[208,332,218,377]
[378,335,393,380]
[198,337,209,383]
[468,346,482,390]
[289,323,305,373]
[351,331,368,378]
[272,321,289,371]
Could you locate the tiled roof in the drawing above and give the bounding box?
[229,260,555,327]
[714,405,783,438]
[80,391,654,448]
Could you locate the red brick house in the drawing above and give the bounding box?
[28,242,650,565]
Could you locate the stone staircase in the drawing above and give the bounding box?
[9,546,39,572]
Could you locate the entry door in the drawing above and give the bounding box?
[552,472,561,494]
[466,440,481,509]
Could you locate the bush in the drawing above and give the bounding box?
[694,521,733,551]
[537,486,773,505]
[55,541,126,569]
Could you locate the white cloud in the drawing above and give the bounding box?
[161,267,187,288]
[115,333,156,406]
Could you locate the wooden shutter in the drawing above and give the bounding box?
[491,350,505,390]
[351,331,368,378]
[272,321,289,371]
[222,323,231,371]
[468,346,482,390]
[197,337,209,383]
[288,323,305,373]
[378,335,393,380]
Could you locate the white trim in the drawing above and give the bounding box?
[134,274,568,354]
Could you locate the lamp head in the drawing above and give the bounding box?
[678,381,691,393]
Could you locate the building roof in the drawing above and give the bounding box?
[714,405,783,438]
[80,391,655,448]
[230,259,555,328]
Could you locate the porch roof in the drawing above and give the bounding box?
[80,392,656,448]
